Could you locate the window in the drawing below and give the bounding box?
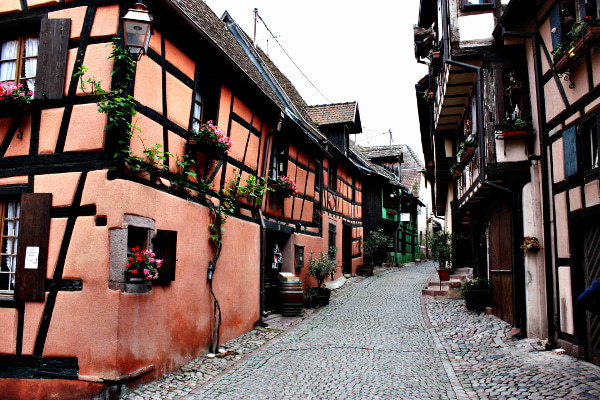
[189,69,219,132]
[328,161,337,191]
[0,201,19,295]
[191,92,204,132]
[0,36,38,94]
[270,138,288,179]
[580,115,599,171]
[461,0,494,10]
[328,221,336,260]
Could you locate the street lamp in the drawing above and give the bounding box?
[121,1,153,60]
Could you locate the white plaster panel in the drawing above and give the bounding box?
[457,13,494,42]
[554,192,570,258]
[552,138,565,183]
[558,266,574,335]
[568,188,582,212]
[585,181,600,208]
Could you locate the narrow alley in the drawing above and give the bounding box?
[123,262,600,400]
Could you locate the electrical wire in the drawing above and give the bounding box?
[255,11,331,103]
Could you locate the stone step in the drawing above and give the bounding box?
[421,287,446,296]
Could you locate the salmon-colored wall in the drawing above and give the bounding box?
[0,169,260,386]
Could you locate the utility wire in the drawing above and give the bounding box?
[255,11,331,103]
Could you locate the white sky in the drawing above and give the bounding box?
[202,0,428,162]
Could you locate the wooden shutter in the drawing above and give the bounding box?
[563,126,578,177]
[15,193,52,301]
[35,18,70,100]
[549,2,562,50]
[153,229,177,285]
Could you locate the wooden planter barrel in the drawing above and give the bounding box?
[279,280,303,316]
[357,264,374,276]
[464,289,490,311]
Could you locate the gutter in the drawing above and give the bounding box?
[502,29,555,344]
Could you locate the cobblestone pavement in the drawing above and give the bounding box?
[180,262,456,400]
[426,298,600,399]
[122,261,600,400]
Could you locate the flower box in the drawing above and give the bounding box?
[187,121,231,159]
[460,146,475,165]
[0,101,31,119]
[497,129,530,140]
[269,175,298,198]
[553,25,600,74]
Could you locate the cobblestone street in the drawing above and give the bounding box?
[122,262,600,400]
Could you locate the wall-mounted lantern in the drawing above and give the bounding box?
[122,1,153,60]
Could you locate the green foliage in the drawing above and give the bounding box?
[363,228,388,264]
[552,17,600,60]
[429,230,456,269]
[457,139,476,158]
[76,39,138,165]
[461,277,490,299]
[496,114,532,131]
[235,171,271,205]
[308,252,338,288]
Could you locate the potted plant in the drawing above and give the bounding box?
[269,175,298,198]
[496,114,532,139]
[457,138,476,165]
[461,277,490,311]
[429,230,456,281]
[307,251,338,306]
[187,120,232,159]
[450,163,463,178]
[303,287,319,308]
[552,16,600,73]
[235,171,270,206]
[521,236,540,253]
[358,228,388,276]
[125,246,162,283]
[0,82,33,117]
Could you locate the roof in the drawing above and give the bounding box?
[306,102,358,126]
[358,144,424,196]
[167,0,284,111]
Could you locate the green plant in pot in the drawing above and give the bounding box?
[359,228,388,276]
[307,251,338,306]
[461,277,490,311]
[429,230,456,281]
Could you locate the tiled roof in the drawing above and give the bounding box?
[168,0,284,110]
[357,144,424,196]
[306,102,358,126]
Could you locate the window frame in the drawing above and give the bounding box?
[461,0,495,11]
[328,161,337,191]
[0,198,20,296]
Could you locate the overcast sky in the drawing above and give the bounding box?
[202,0,428,162]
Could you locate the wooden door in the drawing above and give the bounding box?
[583,220,600,364]
[342,222,352,275]
[489,201,514,325]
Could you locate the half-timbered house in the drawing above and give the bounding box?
[0,1,371,398]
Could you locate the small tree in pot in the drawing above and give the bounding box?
[429,230,456,281]
[307,251,338,306]
[461,277,490,311]
[359,228,389,276]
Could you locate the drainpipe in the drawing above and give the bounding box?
[502,29,556,344]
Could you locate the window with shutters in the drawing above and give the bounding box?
[0,200,20,295]
[0,18,69,102]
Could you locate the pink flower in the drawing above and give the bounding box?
[143,269,150,275]
[146,275,152,279]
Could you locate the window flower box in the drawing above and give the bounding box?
[460,147,475,164]
[553,21,600,75]
[497,129,531,140]
[269,175,298,198]
[0,82,33,118]
[187,121,232,159]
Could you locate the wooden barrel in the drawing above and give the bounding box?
[279,280,303,317]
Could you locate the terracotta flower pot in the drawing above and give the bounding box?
[437,268,450,281]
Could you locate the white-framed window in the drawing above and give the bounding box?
[0,36,39,95]
[0,201,20,295]
[191,91,203,132]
